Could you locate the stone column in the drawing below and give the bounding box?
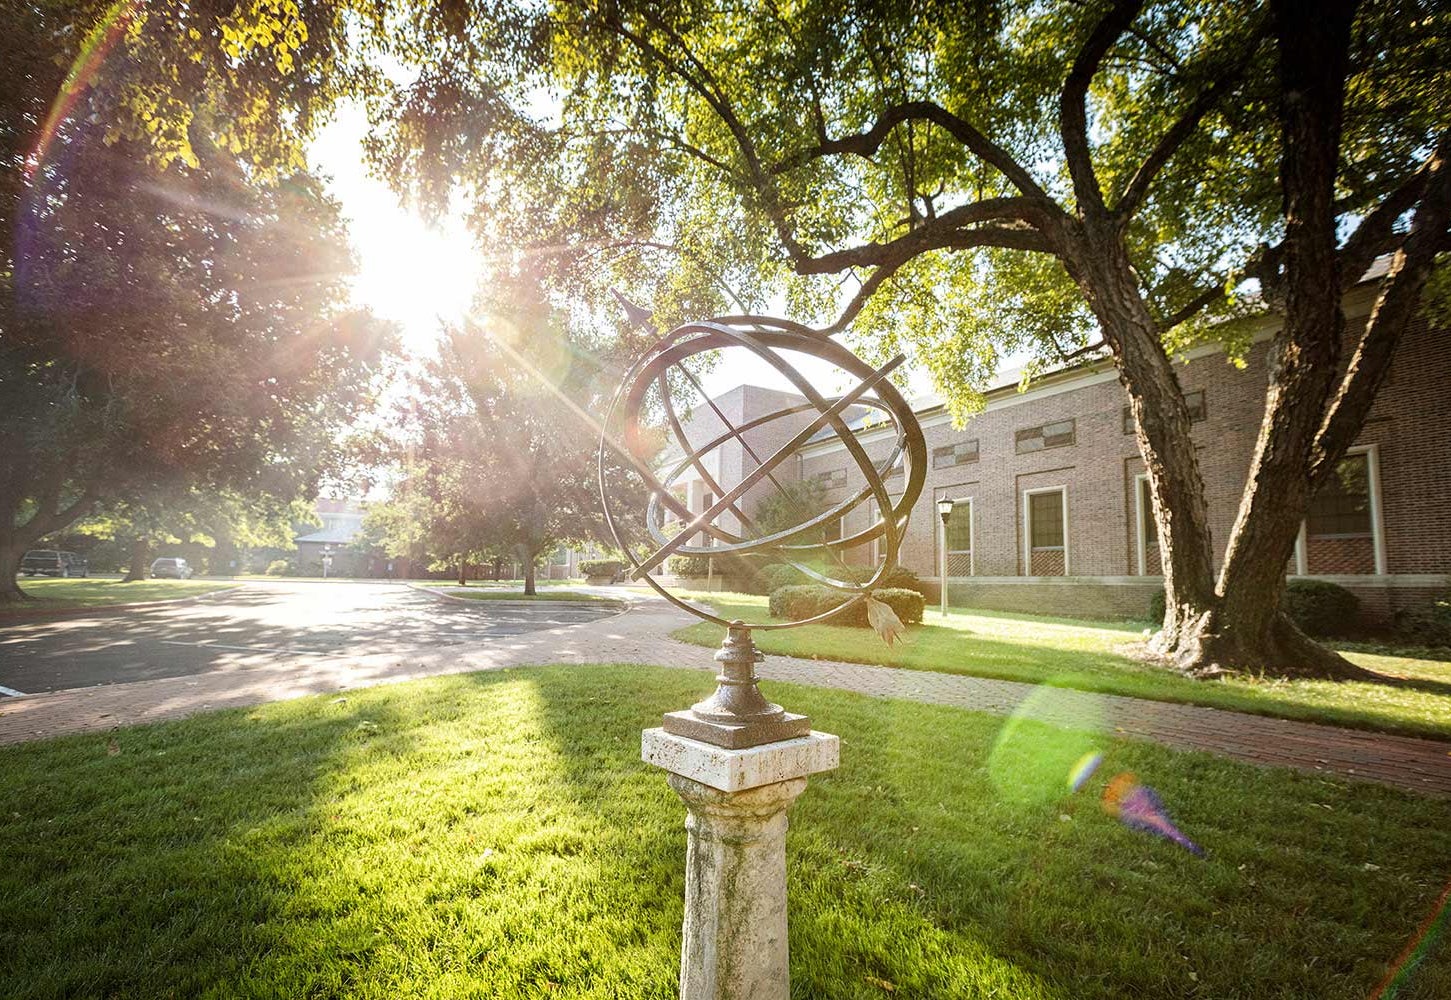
[643,728,839,1000]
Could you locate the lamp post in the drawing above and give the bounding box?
[937,497,954,619]
[321,545,333,580]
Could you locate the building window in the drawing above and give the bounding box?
[942,498,973,579]
[1024,488,1067,576]
[1123,390,1206,435]
[814,468,847,489]
[932,439,980,469]
[1016,419,1076,454]
[1135,476,1162,575]
[1303,451,1378,574]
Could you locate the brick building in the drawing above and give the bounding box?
[668,282,1451,625]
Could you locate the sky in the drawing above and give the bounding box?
[308,104,954,405]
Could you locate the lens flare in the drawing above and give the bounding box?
[1068,751,1103,793]
[988,683,1105,806]
[1101,772,1204,857]
[1370,880,1451,1000]
[26,0,143,180]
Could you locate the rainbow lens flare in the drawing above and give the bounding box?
[26,0,144,180]
[1370,880,1451,999]
[1101,772,1204,857]
[1068,751,1103,792]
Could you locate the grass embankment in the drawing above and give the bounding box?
[674,593,1451,740]
[3,578,236,614]
[1,665,1447,998]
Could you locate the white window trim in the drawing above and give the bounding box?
[1022,486,1069,576]
[1294,443,1385,575]
[940,496,975,579]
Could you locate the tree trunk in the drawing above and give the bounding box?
[1164,0,1372,681]
[491,556,503,581]
[522,552,537,596]
[457,558,467,586]
[1059,221,1221,663]
[121,537,149,582]
[0,538,29,603]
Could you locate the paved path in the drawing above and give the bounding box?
[1,585,1448,798]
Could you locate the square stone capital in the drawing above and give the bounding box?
[642,727,839,792]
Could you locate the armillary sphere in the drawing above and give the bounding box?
[598,315,927,748]
[599,315,926,629]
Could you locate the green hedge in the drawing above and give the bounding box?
[1394,593,1451,647]
[265,559,292,577]
[1147,579,1360,637]
[579,560,622,578]
[768,584,925,627]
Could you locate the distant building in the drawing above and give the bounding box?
[663,281,1450,626]
[293,499,368,571]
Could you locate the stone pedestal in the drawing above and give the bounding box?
[643,728,839,1000]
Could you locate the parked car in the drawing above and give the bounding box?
[150,557,193,580]
[20,550,88,577]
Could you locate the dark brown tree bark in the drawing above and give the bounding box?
[0,539,28,603]
[522,550,538,596]
[457,558,467,586]
[121,537,150,582]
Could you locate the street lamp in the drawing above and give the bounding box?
[937,498,954,618]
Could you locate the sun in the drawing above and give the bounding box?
[350,206,484,354]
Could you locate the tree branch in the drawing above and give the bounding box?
[1156,279,1227,333]
[772,100,1049,201]
[1114,18,1268,219]
[1337,128,1450,289]
[1061,0,1145,219]
[1312,132,1451,483]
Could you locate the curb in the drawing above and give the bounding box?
[0,585,245,624]
[413,585,633,615]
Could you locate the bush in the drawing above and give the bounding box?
[1394,594,1451,647]
[667,555,710,577]
[264,559,291,577]
[1147,581,1359,636]
[1282,579,1360,637]
[768,584,925,627]
[579,560,622,579]
[1148,590,1166,624]
[760,563,810,592]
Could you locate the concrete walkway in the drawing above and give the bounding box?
[2,596,1448,797]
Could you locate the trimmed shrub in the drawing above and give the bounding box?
[1148,590,1166,624]
[760,563,810,592]
[1283,579,1360,637]
[265,559,291,577]
[667,555,710,577]
[768,584,925,627]
[579,560,622,579]
[827,564,929,595]
[1394,594,1451,648]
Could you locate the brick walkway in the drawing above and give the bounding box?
[2,599,1448,797]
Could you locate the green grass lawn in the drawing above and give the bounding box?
[673,594,1451,740]
[423,587,624,604]
[1,665,1447,999]
[3,577,236,613]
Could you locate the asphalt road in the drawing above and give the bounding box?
[0,581,624,695]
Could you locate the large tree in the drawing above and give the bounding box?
[358,0,1451,678]
[2,3,393,601]
[372,272,644,596]
[17,2,1449,675]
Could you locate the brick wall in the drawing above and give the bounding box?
[716,289,1450,626]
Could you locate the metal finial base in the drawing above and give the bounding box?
[661,623,811,749]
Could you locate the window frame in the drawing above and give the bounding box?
[1022,486,1069,576]
[939,495,975,579]
[1133,474,1160,577]
[1293,444,1386,575]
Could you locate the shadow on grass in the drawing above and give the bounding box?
[2,665,1448,999]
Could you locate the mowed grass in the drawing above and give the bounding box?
[2,666,1449,999]
[4,577,236,613]
[673,594,1451,740]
